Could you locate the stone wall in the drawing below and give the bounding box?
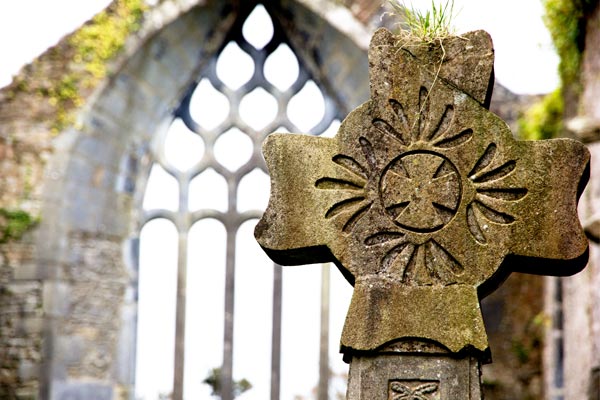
[547,2,600,399]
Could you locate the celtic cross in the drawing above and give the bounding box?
[254,28,589,399]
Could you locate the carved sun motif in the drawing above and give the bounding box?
[316,86,527,285]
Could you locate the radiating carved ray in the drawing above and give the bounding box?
[406,244,426,283]
[383,242,415,279]
[477,188,528,201]
[433,128,473,149]
[467,204,486,244]
[474,200,515,224]
[417,87,430,141]
[365,231,405,246]
[315,177,364,190]
[423,243,443,281]
[468,143,497,178]
[332,154,368,180]
[342,201,373,232]
[428,240,464,276]
[359,136,377,171]
[428,105,454,141]
[389,99,411,135]
[373,118,408,145]
[472,160,516,183]
[325,196,366,218]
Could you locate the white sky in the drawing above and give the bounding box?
[0,0,558,94]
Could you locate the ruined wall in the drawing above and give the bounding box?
[543,1,600,399]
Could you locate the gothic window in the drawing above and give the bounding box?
[134,3,356,399]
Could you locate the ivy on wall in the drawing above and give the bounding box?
[518,0,592,140]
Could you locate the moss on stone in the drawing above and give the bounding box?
[37,0,147,133]
[70,0,146,85]
[518,89,564,140]
[0,209,38,244]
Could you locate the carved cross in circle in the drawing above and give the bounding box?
[381,152,461,232]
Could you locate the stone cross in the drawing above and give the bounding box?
[254,28,590,399]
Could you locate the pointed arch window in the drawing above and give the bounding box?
[134,3,359,399]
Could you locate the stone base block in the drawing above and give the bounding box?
[347,353,482,400]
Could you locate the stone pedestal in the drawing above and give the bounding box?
[347,352,482,400]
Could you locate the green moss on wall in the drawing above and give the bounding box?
[519,89,564,140]
[70,0,146,85]
[0,209,38,244]
[42,0,147,133]
[544,0,586,88]
[517,0,592,140]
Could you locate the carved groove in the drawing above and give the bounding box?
[474,200,515,224]
[383,243,416,279]
[382,242,411,272]
[389,99,411,135]
[428,104,454,140]
[315,177,363,190]
[325,197,366,218]
[423,244,443,281]
[385,202,410,219]
[359,136,377,171]
[477,188,528,201]
[469,143,497,178]
[434,128,473,149]
[467,204,486,244]
[473,160,516,183]
[433,159,453,178]
[332,154,368,179]
[418,87,430,141]
[365,232,405,246]
[404,245,423,282]
[373,118,408,145]
[428,240,464,275]
[432,202,456,221]
[342,201,373,232]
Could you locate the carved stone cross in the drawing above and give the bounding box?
[255,28,590,399]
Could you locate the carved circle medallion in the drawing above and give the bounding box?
[380,151,461,233]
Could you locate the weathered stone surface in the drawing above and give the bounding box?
[397,29,495,107]
[347,353,482,399]
[255,28,590,355]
